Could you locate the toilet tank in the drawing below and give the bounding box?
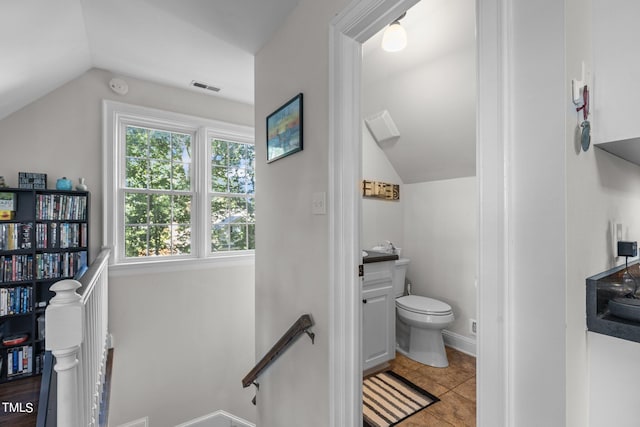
[393,258,411,297]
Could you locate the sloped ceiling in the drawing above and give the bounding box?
[0,0,301,121]
[362,0,476,184]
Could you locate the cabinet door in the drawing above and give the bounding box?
[362,285,394,371]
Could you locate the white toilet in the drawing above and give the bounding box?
[394,258,454,368]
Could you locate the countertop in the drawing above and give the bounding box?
[362,250,399,264]
[587,261,640,343]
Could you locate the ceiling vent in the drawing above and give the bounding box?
[365,110,400,145]
[191,80,221,93]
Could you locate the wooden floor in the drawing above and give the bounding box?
[0,375,41,427]
[0,349,113,427]
[391,346,476,427]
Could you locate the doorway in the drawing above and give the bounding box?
[328,0,508,426]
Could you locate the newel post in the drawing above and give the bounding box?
[45,279,84,427]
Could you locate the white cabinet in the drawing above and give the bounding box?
[362,261,395,371]
[592,1,640,164]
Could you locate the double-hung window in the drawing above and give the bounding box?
[104,101,255,266]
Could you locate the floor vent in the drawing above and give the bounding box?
[191,80,221,92]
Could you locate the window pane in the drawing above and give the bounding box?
[229,197,248,221]
[247,198,255,223]
[211,224,230,251]
[149,130,171,159]
[150,160,171,189]
[172,162,191,191]
[230,224,247,250]
[125,226,148,257]
[209,139,255,253]
[125,193,148,224]
[228,168,243,193]
[211,167,228,192]
[211,140,228,166]
[149,194,171,224]
[148,225,171,256]
[126,158,149,188]
[172,133,191,162]
[246,145,255,169]
[228,142,245,167]
[126,126,148,157]
[211,196,229,223]
[248,224,255,250]
[173,195,192,224]
[172,225,191,255]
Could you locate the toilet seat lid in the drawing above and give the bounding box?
[396,295,452,315]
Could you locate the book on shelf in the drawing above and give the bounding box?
[0,255,34,283]
[6,345,32,377]
[0,192,16,211]
[35,251,87,280]
[0,222,33,251]
[36,194,87,221]
[0,287,32,316]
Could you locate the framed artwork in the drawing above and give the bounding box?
[266,93,303,163]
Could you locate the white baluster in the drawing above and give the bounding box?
[46,279,84,427]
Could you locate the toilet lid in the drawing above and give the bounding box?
[396,295,452,315]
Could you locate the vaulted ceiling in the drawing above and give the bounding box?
[362,0,476,183]
[0,0,302,121]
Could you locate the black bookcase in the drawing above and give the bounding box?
[0,188,89,382]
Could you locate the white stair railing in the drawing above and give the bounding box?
[45,247,111,427]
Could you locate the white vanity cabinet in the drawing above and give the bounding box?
[362,260,395,371]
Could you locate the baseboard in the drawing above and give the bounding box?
[117,417,148,427]
[442,329,476,357]
[175,410,255,427]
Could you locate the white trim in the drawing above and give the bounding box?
[476,0,510,425]
[328,1,420,427]
[102,100,255,266]
[108,253,255,278]
[175,410,255,427]
[329,0,509,426]
[117,417,149,427]
[442,330,477,357]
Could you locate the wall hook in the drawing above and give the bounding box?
[572,61,589,106]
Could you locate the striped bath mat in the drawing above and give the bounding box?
[363,371,439,427]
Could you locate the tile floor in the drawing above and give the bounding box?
[390,346,476,427]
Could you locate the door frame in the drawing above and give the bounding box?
[328,0,511,425]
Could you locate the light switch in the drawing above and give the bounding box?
[312,192,326,215]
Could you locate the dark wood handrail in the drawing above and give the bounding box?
[242,314,315,390]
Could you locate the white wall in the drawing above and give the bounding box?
[0,68,257,426]
[361,127,404,251]
[566,1,640,426]
[109,263,256,427]
[254,0,350,425]
[403,177,477,339]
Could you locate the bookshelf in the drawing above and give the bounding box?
[0,188,89,382]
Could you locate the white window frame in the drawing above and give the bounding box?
[103,100,255,270]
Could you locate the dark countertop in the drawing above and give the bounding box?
[363,250,399,264]
[587,260,640,343]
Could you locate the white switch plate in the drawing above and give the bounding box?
[312,192,326,215]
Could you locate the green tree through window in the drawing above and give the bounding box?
[210,139,255,251]
[124,126,193,257]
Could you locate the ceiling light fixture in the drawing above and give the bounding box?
[381,12,407,52]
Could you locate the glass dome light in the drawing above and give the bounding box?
[381,20,407,52]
